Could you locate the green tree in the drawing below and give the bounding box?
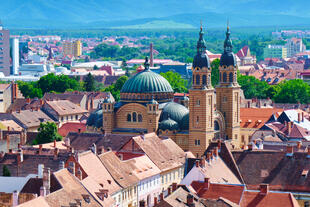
[211,58,220,87]
[93,65,99,70]
[2,165,11,176]
[237,75,270,99]
[35,122,62,144]
[84,73,95,92]
[160,71,188,93]
[273,79,310,104]
[103,76,128,101]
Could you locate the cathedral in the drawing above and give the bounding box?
[88,26,241,157]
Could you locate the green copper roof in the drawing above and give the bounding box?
[160,102,189,129]
[86,108,103,128]
[120,70,173,93]
[159,118,179,131]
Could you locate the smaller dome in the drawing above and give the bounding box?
[180,113,189,130]
[160,102,189,125]
[148,98,158,105]
[220,52,237,67]
[104,97,114,103]
[87,109,103,128]
[193,53,210,69]
[159,118,179,131]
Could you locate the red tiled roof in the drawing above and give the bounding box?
[58,122,86,137]
[191,181,244,204]
[240,191,299,207]
[240,108,283,129]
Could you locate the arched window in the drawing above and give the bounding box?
[149,106,152,111]
[214,121,220,131]
[132,112,137,122]
[229,72,233,82]
[153,106,156,111]
[138,114,143,122]
[127,114,131,122]
[196,74,200,85]
[223,72,227,82]
[108,105,110,110]
[202,75,207,85]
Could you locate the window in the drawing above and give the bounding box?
[196,99,200,106]
[235,134,238,139]
[108,105,110,110]
[196,116,199,124]
[229,72,233,82]
[138,114,143,122]
[132,112,137,122]
[127,114,131,122]
[195,139,200,146]
[223,72,227,82]
[196,74,200,85]
[202,75,207,85]
[305,201,309,207]
[153,106,156,111]
[76,115,78,120]
[223,96,227,103]
[241,135,245,143]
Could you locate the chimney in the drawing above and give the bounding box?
[78,128,81,134]
[154,197,158,205]
[40,99,44,106]
[43,168,51,195]
[307,147,310,158]
[65,137,70,146]
[77,168,82,180]
[54,148,59,160]
[12,190,19,207]
[39,144,42,154]
[38,164,44,178]
[259,184,269,195]
[172,183,177,192]
[195,160,199,168]
[213,147,218,158]
[7,126,10,131]
[91,143,97,155]
[40,186,46,197]
[288,121,292,135]
[217,139,221,151]
[26,98,31,104]
[286,145,293,156]
[200,156,206,167]
[204,177,210,189]
[150,43,154,67]
[18,143,21,150]
[297,141,302,150]
[168,187,171,195]
[206,152,211,163]
[186,194,194,206]
[160,193,164,201]
[17,149,23,163]
[59,161,65,170]
[53,139,56,148]
[298,113,301,122]
[139,200,146,207]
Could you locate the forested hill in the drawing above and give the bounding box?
[1,0,310,29]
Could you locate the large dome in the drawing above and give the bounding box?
[121,69,173,93]
[120,59,174,103]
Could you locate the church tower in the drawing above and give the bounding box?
[189,26,215,157]
[216,25,241,147]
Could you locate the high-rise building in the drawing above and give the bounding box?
[63,40,82,57]
[10,38,19,75]
[263,45,287,59]
[285,38,306,57]
[0,25,10,76]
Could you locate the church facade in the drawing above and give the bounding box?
[88,26,241,157]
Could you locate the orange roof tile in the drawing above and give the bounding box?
[240,108,283,129]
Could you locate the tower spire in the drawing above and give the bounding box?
[224,22,232,53]
[144,56,150,71]
[197,21,206,55]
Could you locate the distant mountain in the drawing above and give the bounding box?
[1,0,310,29]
